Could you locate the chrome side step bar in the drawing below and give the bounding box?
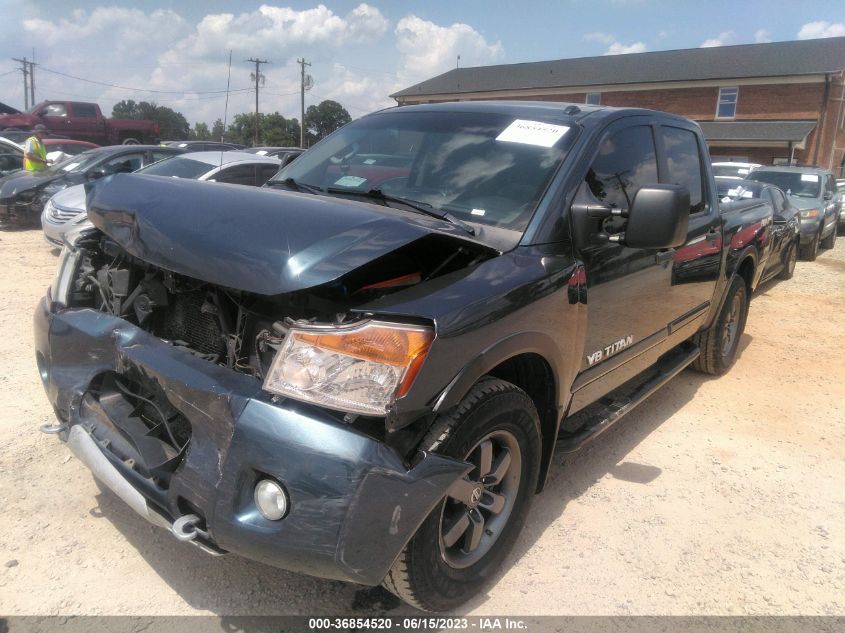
[557,342,700,453]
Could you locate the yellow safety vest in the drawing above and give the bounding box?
[24,136,47,172]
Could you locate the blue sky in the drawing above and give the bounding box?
[1,1,843,126]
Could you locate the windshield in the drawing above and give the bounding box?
[713,165,752,178]
[750,170,821,198]
[272,110,574,232]
[137,156,212,179]
[718,181,762,201]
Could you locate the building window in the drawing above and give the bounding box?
[585,92,601,105]
[716,87,738,119]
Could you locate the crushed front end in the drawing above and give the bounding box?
[35,227,479,585]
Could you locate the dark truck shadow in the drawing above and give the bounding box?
[88,335,752,619]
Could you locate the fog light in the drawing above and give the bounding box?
[254,479,289,521]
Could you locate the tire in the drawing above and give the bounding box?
[383,377,541,612]
[800,232,820,261]
[778,240,798,280]
[691,275,748,376]
[820,225,836,249]
[121,137,140,145]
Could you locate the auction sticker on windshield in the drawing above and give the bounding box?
[334,175,367,187]
[801,174,819,182]
[496,119,570,147]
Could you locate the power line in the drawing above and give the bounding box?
[37,65,241,95]
[0,69,19,78]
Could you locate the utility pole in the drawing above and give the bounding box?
[12,57,31,110]
[298,58,311,148]
[246,57,268,147]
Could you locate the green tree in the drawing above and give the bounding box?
[226,112,300,147]
[210,119,225,142]
[304,100,351,144]
[111,100,190,140]
[189,122,211,141]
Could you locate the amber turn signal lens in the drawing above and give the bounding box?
[295,325,433,367]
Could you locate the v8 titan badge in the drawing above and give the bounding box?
[586,335,634,366]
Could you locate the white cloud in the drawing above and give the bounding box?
[584,32,614,44]
[754,29,771,43]
[395,15,503,80]
[604,41,647,55]
[700,31,735,47]
[10,4,395,125]
[797,21,845,39]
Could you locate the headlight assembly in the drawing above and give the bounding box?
[49,225,94,308]
[262,321,434,415]
[799,208,820,219]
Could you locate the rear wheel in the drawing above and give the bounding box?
[691,275,748,376]
[382,377,541,612]
[778,240,798,280]
[121,137,140,145]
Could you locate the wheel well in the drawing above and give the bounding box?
[486,353,557,492]
[737,256,755,293]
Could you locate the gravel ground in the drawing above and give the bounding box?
[0,227,843,616]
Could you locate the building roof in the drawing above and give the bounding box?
[392,37,845,99]
[699,120,817,143]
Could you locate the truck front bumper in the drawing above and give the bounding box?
[798,220,822,245]
[35,298,470,586]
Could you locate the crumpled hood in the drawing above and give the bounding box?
[0,169,75,200]
[86,173,489,296]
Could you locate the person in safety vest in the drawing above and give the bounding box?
[23,124,49,172]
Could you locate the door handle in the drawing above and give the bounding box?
[655,249,674,264]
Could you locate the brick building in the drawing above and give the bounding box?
[391,37,845,173]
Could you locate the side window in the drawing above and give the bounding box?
[661,126,705,214]
[586,125,657,212]
[43,103,67,117]
[585,92,601,105]
[151,150,176,163]
[72,104,97,117]
[716,87,738,119]
[214,164,257,186]
[100,153,143,175]
[257,164,280,185]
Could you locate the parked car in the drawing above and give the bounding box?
[838,179,845,228]
[43,139,100,165]
[0,145,183,227]
[719,179,800,281]
[41,151,281,245]
[0,136,23,178]
[37,102,774,611]
[168,141,246,152]
[712,161,761,180]
[749,166,840,260]
[244,146,305,167]
[0,129,70,144]
[0,101,159,145]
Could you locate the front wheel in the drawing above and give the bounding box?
[691,275,748,375]
[800,232,820,261]
[383,378,541,612]
[121,137,140,145]
[820,225,837,249]
[778,240,798,280]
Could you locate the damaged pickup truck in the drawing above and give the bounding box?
[35,102,772,611]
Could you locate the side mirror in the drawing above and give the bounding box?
[87,168,109,180]
[625,185,690,249]
[38,110,48,117]
[824,191,833,201]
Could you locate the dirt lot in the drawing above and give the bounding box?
[0,227,843,616]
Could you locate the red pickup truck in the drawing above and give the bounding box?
[0,101,159,145]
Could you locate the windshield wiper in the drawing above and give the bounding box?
[269,177,323,195]
[326,187,476,236]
